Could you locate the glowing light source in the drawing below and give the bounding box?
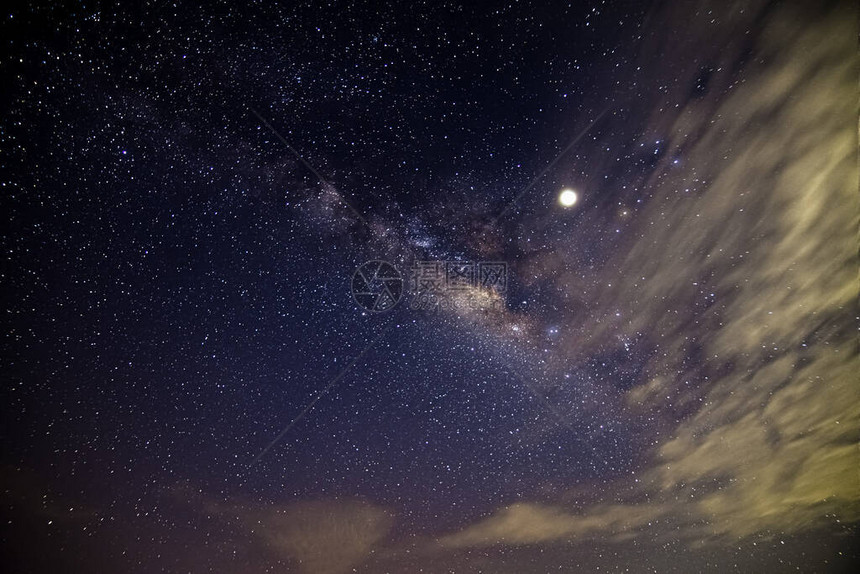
[559,188,578,207]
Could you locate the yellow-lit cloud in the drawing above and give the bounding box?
[438,501,671,548]
[178,488,394,574]
[248,499,393,574]
[439,0,859,549]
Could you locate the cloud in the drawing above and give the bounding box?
[174,486,394,574]
[438,0,859,549]
[654,342,860,538]
[438,502,670,548]
[246,499,393,574]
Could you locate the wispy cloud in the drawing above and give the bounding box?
[438,0,859,549]
[177,486,394,574]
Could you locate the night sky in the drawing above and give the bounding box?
[2,1,858,572]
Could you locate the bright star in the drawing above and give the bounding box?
[559,188,578,207]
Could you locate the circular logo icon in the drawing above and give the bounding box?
[351,260,403,312]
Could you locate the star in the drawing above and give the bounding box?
[559,188,578,207]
